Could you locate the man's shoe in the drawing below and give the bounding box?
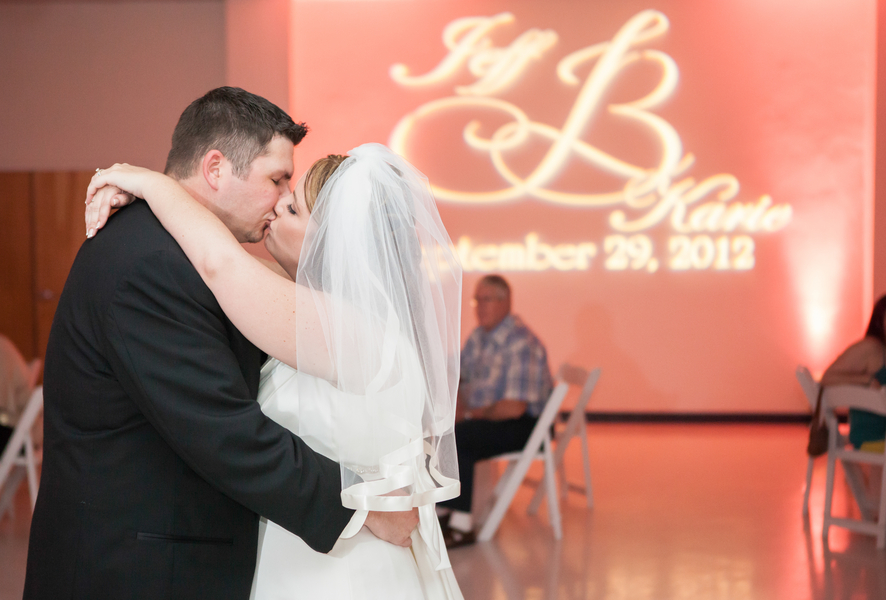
[442,524,476,549]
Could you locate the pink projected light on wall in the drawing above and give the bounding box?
[290,0,876,413]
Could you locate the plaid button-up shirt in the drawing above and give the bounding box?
[459,314,553,418]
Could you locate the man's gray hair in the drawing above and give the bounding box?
[479,274,511,300]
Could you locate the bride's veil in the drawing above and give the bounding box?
[294,144,462,527]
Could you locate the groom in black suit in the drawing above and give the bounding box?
[24,87,416,599]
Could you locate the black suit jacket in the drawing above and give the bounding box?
[24,201,353,599]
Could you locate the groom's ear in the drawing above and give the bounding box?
[202,150,226,191]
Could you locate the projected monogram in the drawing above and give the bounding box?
[390,10,792,272]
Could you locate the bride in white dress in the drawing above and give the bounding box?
[87,144,464,600]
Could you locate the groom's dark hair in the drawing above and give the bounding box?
[164,86,307,180]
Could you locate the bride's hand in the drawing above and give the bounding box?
[84,184,134,238]
[86,164,168,236]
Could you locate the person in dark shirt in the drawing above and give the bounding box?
[822,294,886,452]
[0,334,34,451]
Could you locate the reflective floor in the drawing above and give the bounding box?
[2,424,884,599]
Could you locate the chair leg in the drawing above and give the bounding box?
[528,422,595,512]
[802,457,814,517]
[843,462,876,521]
[579,424,593,508]
[558,460,568,501]
[528,461,568,516]
[528,458,552,516]
[528,448,566,517]
[493,462,516,498]
[475,460,516,526]
[823,450,837,543]
[527,481,542,516]
[24,435,39,512]
[877,463,886,550]
[542,436,562,539]
[0,468,26,521]
[478,455,542,542]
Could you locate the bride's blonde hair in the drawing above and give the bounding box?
[304,154,348,212]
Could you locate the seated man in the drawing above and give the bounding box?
[0,334,33,451]
[439,274,552,547]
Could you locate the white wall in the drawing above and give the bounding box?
[225,0,290,114]
[0,1,226,172]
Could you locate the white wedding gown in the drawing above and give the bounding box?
[249,358,464,600]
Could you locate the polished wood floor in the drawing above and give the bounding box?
[2,423,884,599]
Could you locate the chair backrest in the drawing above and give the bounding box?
[560,365,600,411]
[556,363,589,387]
[796,365,820,411]
[554,364,600,435]
[822,385,886,416]
[26,358,42,390]
[0,386,44,486]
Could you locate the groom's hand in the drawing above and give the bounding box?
[364,508,420,547]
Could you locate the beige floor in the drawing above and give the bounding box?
[2,423,884,599]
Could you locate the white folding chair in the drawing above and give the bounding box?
[526,365,600,515]
[476,381,569,542]
[0,386,44,518]
[820,384,886,548]
[797,366,824,517]
[796,366,874,520]
[476,364,598,542]
[26,358,43,390]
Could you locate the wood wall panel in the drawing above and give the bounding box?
[32,172,92,359]
[0,173,34,358]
